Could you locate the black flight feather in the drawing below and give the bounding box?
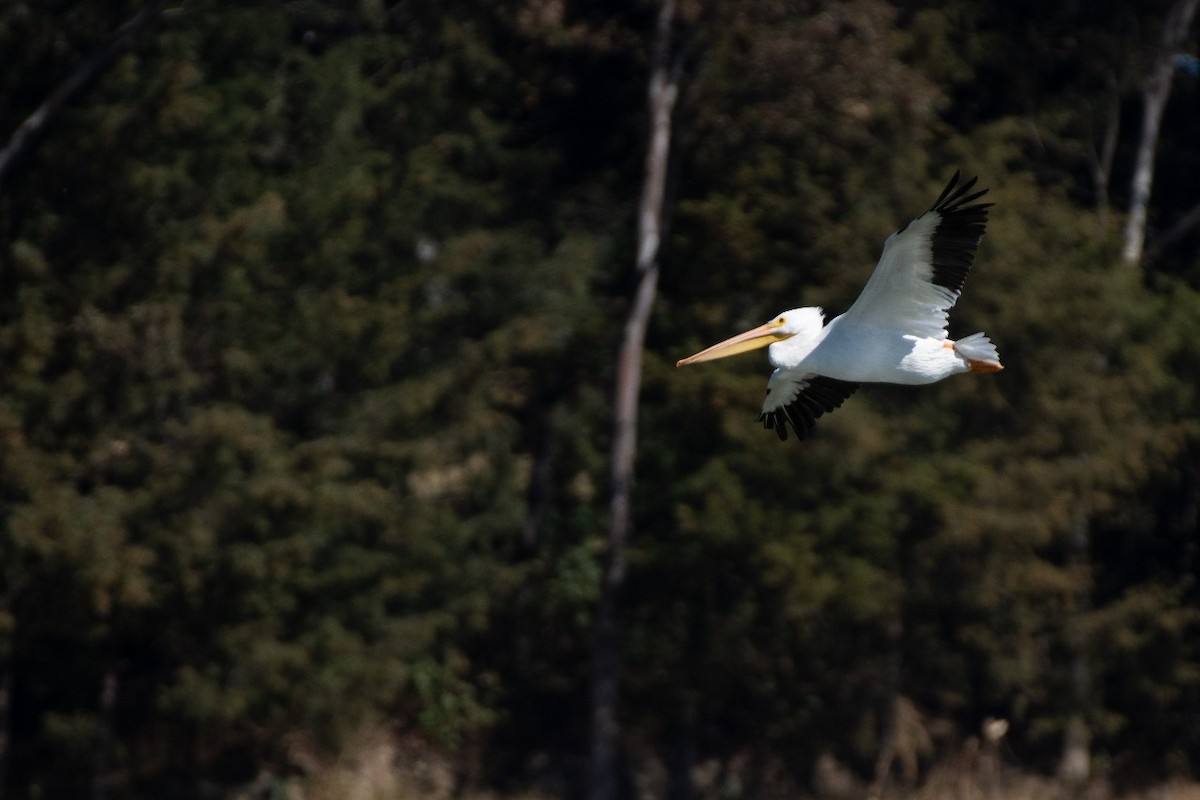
[926,171,992,294]
[758,376,860,441]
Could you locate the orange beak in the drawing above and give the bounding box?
[676,320,789,367]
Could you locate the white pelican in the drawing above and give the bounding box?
[676,172,1003,440]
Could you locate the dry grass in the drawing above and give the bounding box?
[250,728,1199,800]
[289,731,457,800]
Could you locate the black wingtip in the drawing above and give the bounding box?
[933,170,962,208]
[759,377,860,443]
[932,172,988,213]
[927,172,992,293]
[757,411,790,441]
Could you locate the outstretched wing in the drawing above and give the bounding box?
[841,172,991,339]
[758,372,860,441]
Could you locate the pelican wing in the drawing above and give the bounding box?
[841,172,991,339]
[758,371,859,441]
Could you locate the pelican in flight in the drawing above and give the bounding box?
[676,172,1003,440]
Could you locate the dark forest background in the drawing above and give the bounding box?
[1,1,1199,798]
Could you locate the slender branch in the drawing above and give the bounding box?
[0,667,9,800]
[590,2,679,799]
[0,1,166,190]
[1089,69,1120,216]
[1145,197,1200,262]
[1122,0,1200,264]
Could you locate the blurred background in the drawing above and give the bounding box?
[1,1,1199,798]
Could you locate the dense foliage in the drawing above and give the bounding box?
[1,1,1198,797]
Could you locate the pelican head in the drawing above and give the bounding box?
[676,307,825,367]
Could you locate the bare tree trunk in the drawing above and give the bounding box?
[521,404,566,554]
[1122,0,1200,264]
[666,702,697,800]
[0,1,165,189]
[1058,517,1091,787]
[0,598,19,800]
[0,666,9,800]
[1090,70,1120,218]
[91,667,118,800]
[589,2,678,799]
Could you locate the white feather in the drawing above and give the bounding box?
[676,172,1002,439]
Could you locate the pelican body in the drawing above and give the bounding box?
[677,172,1003,440]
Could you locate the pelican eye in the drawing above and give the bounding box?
[777,317,786,325]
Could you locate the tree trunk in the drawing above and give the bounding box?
[0,666,9,800]
[1090,70,1120,218]
[870,619,909,796]
[1122,0,1200,264]
[666,702,697,800]
[589,2,678,799]
[1058,517,1091,787]
[92,667,118,800]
